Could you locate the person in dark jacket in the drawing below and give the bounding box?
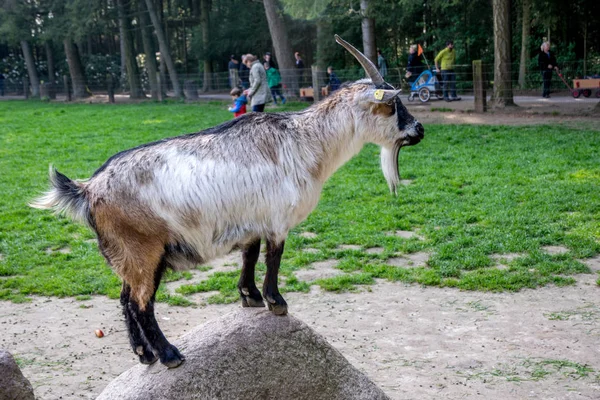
[327,66,341,92]
[538,41,559,98]
[239,55,250,90]
[406,44,424,84]
[228,55,240,89]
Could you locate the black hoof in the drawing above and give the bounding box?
[265,293,288,316]
[160,344,185,368]
[136,345,159,365]
[239,286,265,308]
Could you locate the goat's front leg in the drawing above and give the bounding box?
[263,239,287,315]
[120,283,158,365]
[238,238,265,308]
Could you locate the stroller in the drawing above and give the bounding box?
[408,69,444,103]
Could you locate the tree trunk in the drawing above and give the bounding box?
[200,0,212,91]
[263,0,296,93]
[119,12,127,88]
[492,0,515,107]
[518,0,531,89]
[360,0,377,65]
[117,0,144,98]
[45,41,55,85]
[21,40,40,98]
[315,18,330,70]
[63,39,89,99]
[139,0,160,99]
[144,0,183,98]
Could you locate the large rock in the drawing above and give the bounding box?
[0,349,35,400]
[98,309,390,400]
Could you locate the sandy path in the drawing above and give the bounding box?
[2,256,599,399]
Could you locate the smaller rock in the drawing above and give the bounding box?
[0,349,35,400]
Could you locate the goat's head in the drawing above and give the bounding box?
[335,35,424,194]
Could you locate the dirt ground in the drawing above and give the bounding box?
[2,250,600,400]
[1,96,599,400]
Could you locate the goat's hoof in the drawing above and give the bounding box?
[241,296,265,308]
[136,346,159,365]
[266,294,288,316]
[239,286,265,308]
[160,345,185,369]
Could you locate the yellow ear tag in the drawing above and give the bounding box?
[374,89,385,101]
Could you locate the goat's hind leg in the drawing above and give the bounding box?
[263,239,287,315]
[238,238,265,308]
[127,259,185,368]
[120,283,157,365]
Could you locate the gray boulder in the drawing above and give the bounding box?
[98,309,390,400]
[0,349,35,400]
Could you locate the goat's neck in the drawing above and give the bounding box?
[294,102,364,183]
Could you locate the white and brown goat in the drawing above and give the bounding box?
[31,36,424,368]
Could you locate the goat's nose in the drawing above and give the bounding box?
[415,122,425,138]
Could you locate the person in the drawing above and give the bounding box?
[239,55,250,90]
[243,54,272,112]
[0,72,5,96]
[538,41,559,98]
[295,52,305,86]
[264,62,286,105]
[435,40,461,101]
[377,49,387,78]
[228,55,240,89]
[228,87,247,118]
[406,44,424,85]
[264,52,276,69]
[327,66,341,92]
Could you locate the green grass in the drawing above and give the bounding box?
[0,100,599,305]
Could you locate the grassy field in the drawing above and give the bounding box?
[0,100,599,306]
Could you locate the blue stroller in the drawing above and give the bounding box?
[407,69,444,103]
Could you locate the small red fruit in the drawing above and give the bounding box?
[95,329,104,338]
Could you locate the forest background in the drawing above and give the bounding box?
[1,0,599,103]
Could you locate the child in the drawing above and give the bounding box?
[228,87,247,118]
[264,62,286,105]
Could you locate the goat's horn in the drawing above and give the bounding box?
[335,34,384,87]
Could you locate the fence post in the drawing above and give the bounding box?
[63,75,71,102]
[157,74,164,102]
[23,79,29,99]
[107,74,115,104]
[311,65,321,102]
[472,60,487,113]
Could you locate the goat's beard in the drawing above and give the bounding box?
[380,142,402,195]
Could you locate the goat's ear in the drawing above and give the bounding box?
[358,89,402,105]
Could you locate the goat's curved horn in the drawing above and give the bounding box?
[335,34,384,87]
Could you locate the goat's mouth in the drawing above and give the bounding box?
[380,141,403,194]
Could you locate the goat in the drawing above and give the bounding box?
[30,36,424,368]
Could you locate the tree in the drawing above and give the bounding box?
[138,0,160,100]
[518,0,532,88]
[21,40,41,97]
[360,0,376,65]
[492,0,515,107]
[144,0,183,98]
[0,0,41,98]
[263,0,296,91]
[63,38,89,99]
[117,0,144,98]
[200,0,213,91]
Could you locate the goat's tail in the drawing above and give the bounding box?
[30,166,93,227]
